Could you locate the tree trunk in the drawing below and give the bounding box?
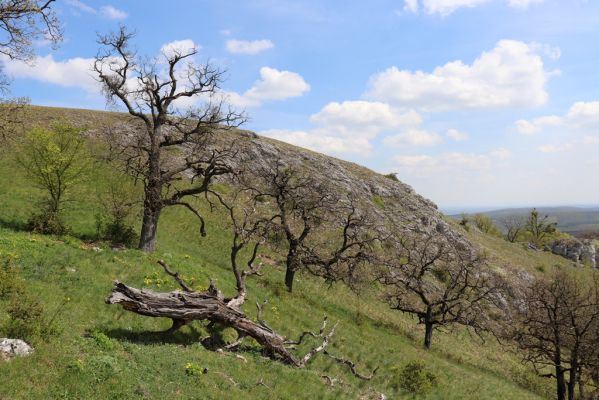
[139,203,161,252]
[106,281,306,367]
[285,246,300,292]
[556,366,567,400]
[424,321,434,349]
[567,359,578,400]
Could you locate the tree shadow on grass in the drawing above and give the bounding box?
[104,324,204,346]
[0,217,29,232]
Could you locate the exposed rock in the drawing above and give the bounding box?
[0,338,34,361]
[551,238,597,268]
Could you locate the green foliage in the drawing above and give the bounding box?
[372,195,385,210]
[0,257,61,343]
[88,330,115,351]
[27,210,68,235]
[459,213,470,231]
[94,170,138,247]
[472,214,502,237]
[397,361,438,395]
[384,172,399,182]
[17,122,90,234]
[525,208,557,247]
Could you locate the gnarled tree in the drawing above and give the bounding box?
[509,271,599,400]
[248,160,377,292]
[377,230,499,349]
[94,26,244,252]
[106,179,376,379]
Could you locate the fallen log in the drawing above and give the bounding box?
[106,280,327,367]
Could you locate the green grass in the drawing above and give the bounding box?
[0,106,572,399]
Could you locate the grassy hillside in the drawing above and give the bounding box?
[0,106,581,399]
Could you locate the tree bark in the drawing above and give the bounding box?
[285,246,300,292]
[139,203,161,252]
[106,281,304,366]
[424,321,434,349]
[556,366,567,400]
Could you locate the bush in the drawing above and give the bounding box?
[0,257,61,343]
[472,214,502,237]
[27,210,68,235]
[95,170,138,247]
[397,361,438,396]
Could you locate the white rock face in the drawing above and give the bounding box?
[0,338,34,361]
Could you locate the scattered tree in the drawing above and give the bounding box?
[17,122,89,234]
[525,208,557,247]
[509,271,599,400]
[377,230,498,349]
[247,160,376,292]
[499,215,526,243]
[106,179,377,379]
[94,26,244,252]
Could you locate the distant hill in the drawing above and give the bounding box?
[449,206,599,237]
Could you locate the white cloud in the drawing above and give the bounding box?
[366,40,551,111]
[395,152,493,171]
[507,0,544,9]
[446,128,468,141]
[226,39,274,55]
[100,5,127,20]
[538,143,572,153]
[160,39,199,58]
[514,115,562,135]
[490,147,512,159]
[65,1,127,19]
[227,67,310,107]
[403,0,419,13]
[66,0,95,14]
[384,129,443,147]
[261,101,423,155]
[2,55,98,93]
[566,101,599,126]
[403,0,544,15]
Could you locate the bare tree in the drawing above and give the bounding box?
[105,179,377,379]
[509,271,599,400]
[94,26,244,252]
[377,230,498,349]
[247,160,377,292]
[0,1,62,145]
[0,0,61,62]
[499,215,526,243]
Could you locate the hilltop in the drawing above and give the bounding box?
[0,106,584,399]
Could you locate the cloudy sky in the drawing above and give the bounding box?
[5,0,599,211]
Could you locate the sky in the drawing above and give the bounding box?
[4,0,599,211]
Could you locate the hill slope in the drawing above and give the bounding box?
[0,106,575,399]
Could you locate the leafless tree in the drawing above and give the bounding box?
[0,0,61,62]
[0,0,61,145]
[94,26,245,252]
[509,271,599,400]
[499,215,526,243]
[377,230,499,349]
[246,160,377,292]
[105,179,377,379]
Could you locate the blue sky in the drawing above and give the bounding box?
[5,0,599,210]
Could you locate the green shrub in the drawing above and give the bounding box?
[0,256,61,343]
[472,214,502,237]
[397,361,438,396]
[384,173,399,182]
[27,210,68,235]
[88,330,115,351]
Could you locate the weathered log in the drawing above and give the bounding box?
[106,281,316,367]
